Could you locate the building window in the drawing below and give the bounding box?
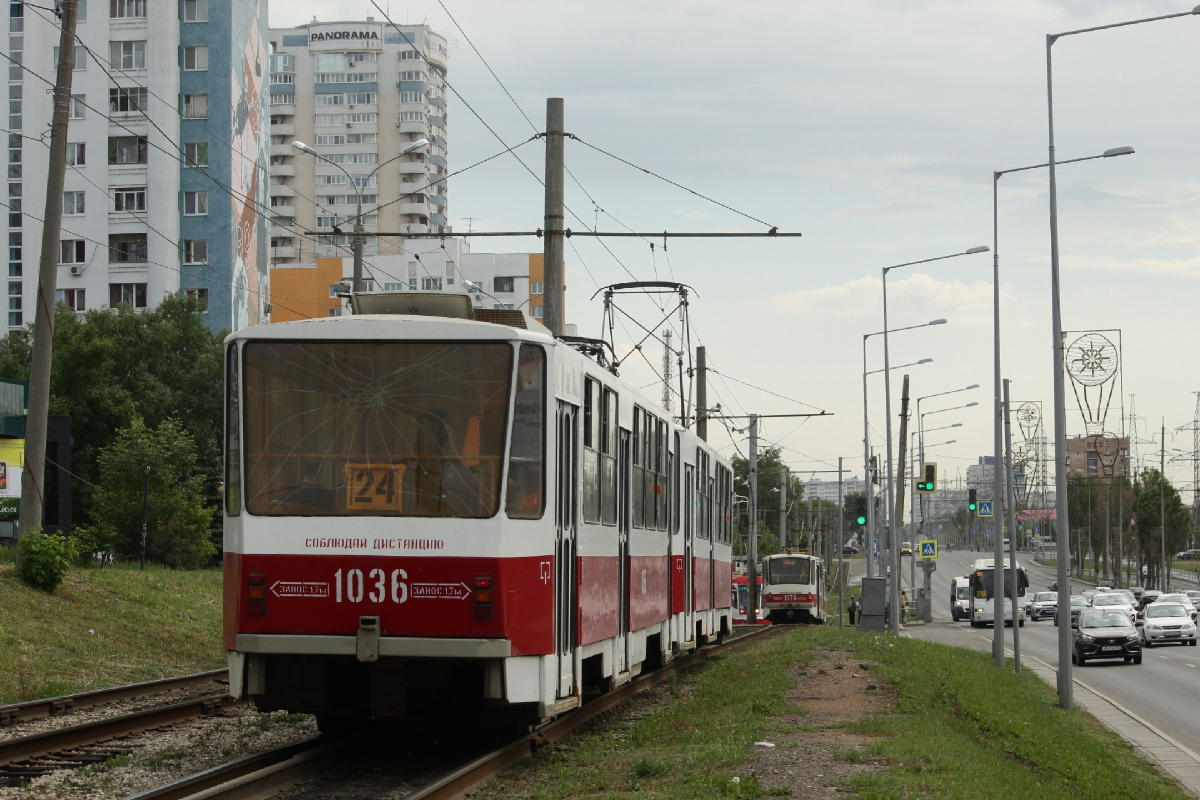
[530,281,544,295]
[269,94,293,106]
[112,186,145,212]
[314,114,344,127]
[399,49,421,61]
[56,288,84,311]
[183,94,207,119]
[183,191,207,215]
[183,45,207,71]
[108,233,147,262]
[109,41,145,69]
[347,92,376,105]
[269,53,293,72]
[62,191,84,215]
[66,142,85,165]
[399,111,425,122]
[184,287,207,308]
[52,45,87,70]
[383,282,403,291]
[315,94,343,106]
[347,133,376,144]
[531,305,543,319]
[108,135,147,164]
[315,134,344,146]
[313,53,345,73]
[421,277,441,291]
[110,0,146,17]
[399,92,425,104]
[183,239,206,264]
[351,176,376,189]
[109,282,147,308]
[270,72,294,85]
[7,311,19,326]
[493,303,515,311]
[109,86,146,112]
[314,174,346,185]
[494,277,514,293]
[398,70,424,81]
[327,308,341,317]
[60,239,86,264]
[183,142,207,167]
[182,0,207,22]
[69,94,85,118]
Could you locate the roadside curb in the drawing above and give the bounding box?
[1020,651,1200,797]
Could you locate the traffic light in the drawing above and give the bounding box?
[915,462,937,493]
[854,495,867,526]
[968,489,977,514]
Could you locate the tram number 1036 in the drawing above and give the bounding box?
[334,567,409,604]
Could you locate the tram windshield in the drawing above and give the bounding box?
[242,341,513,517]
[767,557,811,586]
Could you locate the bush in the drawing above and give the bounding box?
[70,523,115,566]
[17,529,77,592]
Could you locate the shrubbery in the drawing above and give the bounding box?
[16,528,77,592]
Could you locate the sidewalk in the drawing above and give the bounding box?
[1019,652,1200,797]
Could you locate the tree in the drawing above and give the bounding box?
[92,417,215,568]
[0,295,224,532]
[1131,468,1189,589]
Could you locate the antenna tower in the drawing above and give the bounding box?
[1128,394,1141,475]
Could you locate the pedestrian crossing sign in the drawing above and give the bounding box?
[919,540,937,559]
[978,501,993,517]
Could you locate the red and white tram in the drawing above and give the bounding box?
[731,574,770,625]
[221,294,733,728]
[760,552,827,624]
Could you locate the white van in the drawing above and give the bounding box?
[950,576,971,622]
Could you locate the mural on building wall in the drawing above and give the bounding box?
[230,1,270,330]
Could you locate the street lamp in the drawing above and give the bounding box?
[863,320,942,581]
[1044,5,1197,710]
[883,248,986,634]
[292,137,430,294]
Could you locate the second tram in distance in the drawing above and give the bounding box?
[760,552,828,624]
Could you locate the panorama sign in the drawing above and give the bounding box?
[308,22,384,52]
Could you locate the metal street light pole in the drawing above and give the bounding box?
[1044,4,1197,709]
[883,247,987,633]
[864,323,940,580]
[293,138,429,294]
[910,436,957,594]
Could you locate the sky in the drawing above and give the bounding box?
[271,0,1200,497]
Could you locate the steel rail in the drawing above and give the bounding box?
[0,694,235,778]
[0,669,229,726]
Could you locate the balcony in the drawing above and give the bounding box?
[270,246,296,260]
[269,183,295,198]
[396,161,426,175]
[397,202,429,216]
[270,163,295,177]
[270,143,295,158]
[271,122,295,136]
[271,203,296,217]
[398,121,427,135]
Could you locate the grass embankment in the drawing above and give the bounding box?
[0,558,224,704]
[479,627,1190,800]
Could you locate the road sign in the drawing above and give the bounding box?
[978,500,993,517]
[919,540,938,559]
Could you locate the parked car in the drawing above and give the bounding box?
[1030,591,1058,621]
[1138,602,1198,647]
[842,545,860,555]
[1073,609,1142,665]
[1054,596,1089,627]
[1175,549,1200,561]
[1090,591,1137,623]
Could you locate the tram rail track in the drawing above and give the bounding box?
[0,694,236,785]
[0,669,229,728]
[123,625,779,800]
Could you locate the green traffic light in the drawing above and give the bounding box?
[969,503,977,511]
[856,515,866,525]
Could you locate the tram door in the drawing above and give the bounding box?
[683,464,695,642]
[554,402,578,699]
[617,430,631,674]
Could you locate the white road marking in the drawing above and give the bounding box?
[1188,664,1197,668]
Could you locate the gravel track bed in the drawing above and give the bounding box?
[0,686,226,743]
[0,705,317,799]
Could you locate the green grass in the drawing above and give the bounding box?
[0,561,224,704]
[475,627,1190,800]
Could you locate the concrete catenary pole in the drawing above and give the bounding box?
[696,346,707,440]
[747,415,759,625]
[892,375,911,633]
[1004,379,1021,672]
[779,466,788,550]
[21,0,79,536]
[543,98,565,336]
[838,457,845,628]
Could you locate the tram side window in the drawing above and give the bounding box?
[672,431,681,533]
[582,378,600,523]
[656,419,667,531]
[506,344,545,519]
[601,387,617,525]
[695,448,709,540]
[225,344,241,515]
[631,407,644,529]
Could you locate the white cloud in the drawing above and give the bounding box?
[767,272,998,323]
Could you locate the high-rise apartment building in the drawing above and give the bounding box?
[7,0,270,333]
[265,19,449,265]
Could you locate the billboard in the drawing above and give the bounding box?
[308,23,384,52]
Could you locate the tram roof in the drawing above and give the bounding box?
[226,313,557,345]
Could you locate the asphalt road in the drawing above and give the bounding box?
[901,548,1200,756]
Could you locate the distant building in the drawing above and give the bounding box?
[965,456,997,495]
[269,237,556,322]
[802,477,864,504]
[1066,434,1130,478]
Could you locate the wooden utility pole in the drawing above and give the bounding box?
[543,98,565,336]
[21,0,79,535]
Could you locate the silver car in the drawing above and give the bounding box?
[1154,594,1199,623]
[1138,602,1198,647]
[1090,592,1136,623]
[1029,591,1057,621]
